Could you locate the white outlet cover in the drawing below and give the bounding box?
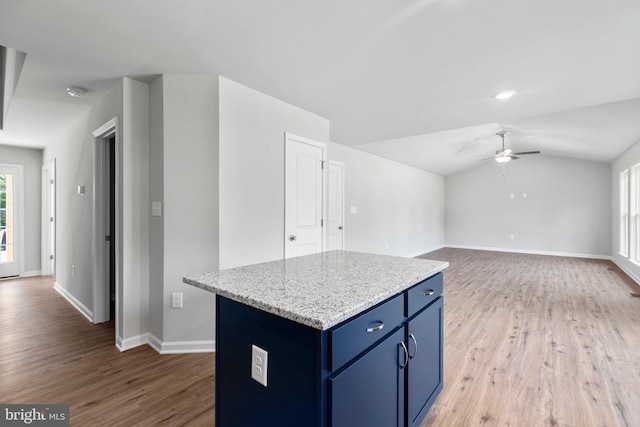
[350,206,358,214]
[251,345,268,387]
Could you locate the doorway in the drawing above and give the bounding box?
[0,163,23,279]
[92,118,119,331]
[284,133,326,258]
[106,135,116,321]
[41,160,56,277]
[327,161,345,251]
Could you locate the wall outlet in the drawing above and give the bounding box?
[71,264,75,276]
[171,292,183,308]
[510,234,515,240]
[251,345,268,387]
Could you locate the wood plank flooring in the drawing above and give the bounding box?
[0,276,215,426]
[2,249,640,426]
[418,248,640,427]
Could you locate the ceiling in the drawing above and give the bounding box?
[1,0,639,175]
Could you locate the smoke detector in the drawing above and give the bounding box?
[66,87,86,98]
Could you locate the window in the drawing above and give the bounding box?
[634,164,640,262]
[619,165,640,262]
[620,169,629,256]
[0,173,14,263]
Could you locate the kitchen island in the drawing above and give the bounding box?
[184,250,448,427]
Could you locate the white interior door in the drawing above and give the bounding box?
[327,161,345,251]
[0,164,23,278]
[42,160,56,276]
[285,133,325,258]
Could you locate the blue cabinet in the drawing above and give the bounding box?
[214,272,444,427]
[330,327,405,427]
[406,297,444,427]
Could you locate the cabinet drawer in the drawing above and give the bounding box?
[405,272,443,318]
[330,294,404,371]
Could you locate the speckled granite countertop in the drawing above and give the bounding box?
[183,250,448,330]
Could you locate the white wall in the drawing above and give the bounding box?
[328,142,445,257]
[158,74,218,347]
[0,144,42,274]
[611,138,640,283]
[148,76,164,341]
[43,77,151,349]
[219,77,330,269]
[445,155,611,257]
[120,78,150,344]
[43,84,120,312]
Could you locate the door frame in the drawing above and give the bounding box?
[41,159,56,276]
[284,132,327,258]
[92,117,120,328]
[327,160,346,251]
[0,162,24,277]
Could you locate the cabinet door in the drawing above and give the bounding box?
[407,297,443,427]
[330,327,405,427]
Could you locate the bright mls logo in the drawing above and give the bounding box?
[0,405,69,426]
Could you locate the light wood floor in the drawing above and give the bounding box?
[2,249,640,426]
[419,248,640,427]
[0,275,215,426]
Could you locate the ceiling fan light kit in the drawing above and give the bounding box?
[485,131,541,163]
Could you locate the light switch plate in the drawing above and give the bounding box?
[151,201,162,217]
[171,292,183,308]
[251,345,268,387]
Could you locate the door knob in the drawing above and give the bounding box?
[289,235,297,241]
[338,226,343,230]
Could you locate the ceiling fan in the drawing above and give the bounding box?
[483,131,541,163]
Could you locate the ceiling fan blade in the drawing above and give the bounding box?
[510,156,520,160]
[478,156,496,161]
[513,151,541,155]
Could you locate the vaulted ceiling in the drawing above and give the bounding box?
[1,0,639,175]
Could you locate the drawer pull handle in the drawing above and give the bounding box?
[423,289,435,296]
[366,322,384,333]
[408,333,418,359]
[399,342,409,368]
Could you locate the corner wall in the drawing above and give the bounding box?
[43,77,151,349]
[148,74,219,352]
[328,142,445,257]
[445,155,611,257]
[219,77,330,269]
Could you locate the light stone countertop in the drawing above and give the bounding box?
[183,250,448,330]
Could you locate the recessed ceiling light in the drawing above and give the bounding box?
[66,87,86,98]
[493,90,516,100]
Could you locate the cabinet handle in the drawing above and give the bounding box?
[423,289,435,296]
[366,321,384,333]
[399,342,409,368]
[408,333,418,359]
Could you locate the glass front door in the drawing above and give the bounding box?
[0,166,20,278]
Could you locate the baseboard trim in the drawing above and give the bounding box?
[610,258,640,286]
[444,244,611,260]
[23,270,42,277]
[147,333,216,354]
[406,245,446,259]
[117,333,149,352]
[53,282,93,322]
